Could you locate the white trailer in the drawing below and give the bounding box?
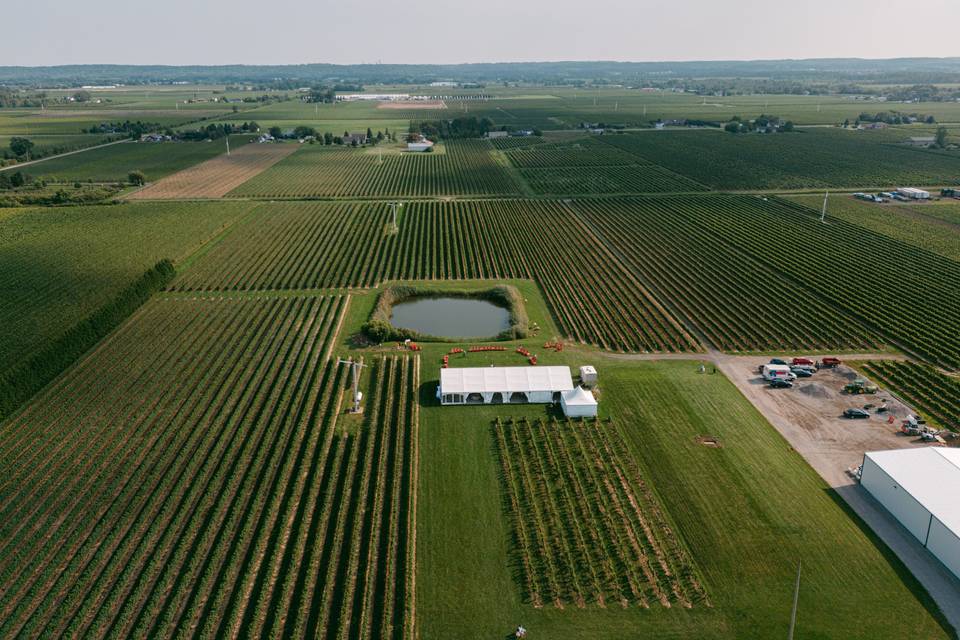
[897,187,931,200]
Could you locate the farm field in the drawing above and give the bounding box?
[787,195,960,262]
[171,199,698,353]
[598,128,960,190]
[0,134,115,160]
[416,358,953,639]
[517,164,707,195]
[228,140,523,198]
[23,139,244,183]
[858,361,960,432]
[0,294,420,640]
[128,142,299,199]
[571,197,881,351]
[0,200,255,373]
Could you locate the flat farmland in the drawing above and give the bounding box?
[128,142,299,199]
[599,128,960,190]
[416,359,953,639]
[518,164,707,195]
[0,294,419,640]
[787,195,960,262]
[228,140,523,198]
[0,200,255,374]
[24,139,244,183]
[172,199,698,353]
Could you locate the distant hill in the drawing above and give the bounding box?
[3,58,960,86]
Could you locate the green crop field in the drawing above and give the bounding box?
[229,140,522,198]
[599,128,960,190]
[0,200,255,373]
[2,79,960,640]
[787,195,960,262]
[23,139,243,182]
[858,361,960,432]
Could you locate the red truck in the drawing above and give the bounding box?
[820,357,842,368]
[792,357,814,366]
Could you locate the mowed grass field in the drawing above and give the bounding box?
[24,138,245,182]
[0,200,255,372]
[415,356,953,639]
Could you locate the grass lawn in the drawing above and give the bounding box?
[413,355,954,639]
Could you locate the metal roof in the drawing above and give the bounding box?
[865,448,960,535]
[440,366,574,394]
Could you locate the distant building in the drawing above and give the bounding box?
[407,140,434,152]
[485,130,508,139]
[908,136,936,147]
[430,81,459,87]
[439,366,574,406]
[343,132,368,145]
[897,187,931,200]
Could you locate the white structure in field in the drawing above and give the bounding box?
[561,386,598,417]
[439,366,573,405]
[579,365,598,386]
[860,448,960,580]
[407,140,434,152]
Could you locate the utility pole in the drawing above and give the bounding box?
[337,358,366,413]
[820,191,829,223]
[226,136,231,156]
[387,201,402,232]
[787,561,802,640]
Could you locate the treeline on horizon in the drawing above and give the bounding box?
[4,58,960,87]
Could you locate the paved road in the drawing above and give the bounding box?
[0,139,129,172]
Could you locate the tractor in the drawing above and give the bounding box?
[843,379,878,395]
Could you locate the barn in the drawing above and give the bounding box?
[860,448,960,580]
[439,366,573,405]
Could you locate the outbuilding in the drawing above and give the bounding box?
[560,386,598,418]
[579,365,598,386]
[439,366,573,405]
[860,448,960,580]
[897,187,931,200]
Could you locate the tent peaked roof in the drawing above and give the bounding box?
[562,386,597,406]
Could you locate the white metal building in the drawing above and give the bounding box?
[561,386,598,417]
[861,448,960,580]
[439,366,573,405]
[897,187,931,200]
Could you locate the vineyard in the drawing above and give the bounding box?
[572,197,881,351]
[492,417,707,608]
[228,140,522,198]
[0,294,420,640]
[128,142,298,199]
[0,200,255,373]
[859,361,960,432]
[598,129,960,190]
[26,139,239,183]
[172,199,698,353]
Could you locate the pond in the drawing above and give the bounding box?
[389,297,511,338]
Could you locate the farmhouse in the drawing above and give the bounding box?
[860,448,960,581]
[343,132,368,145]
[439,366,574,405]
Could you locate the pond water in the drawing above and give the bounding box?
[390,297,511,338]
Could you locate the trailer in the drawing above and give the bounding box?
[896,187,931,200]
[762,364,796,381]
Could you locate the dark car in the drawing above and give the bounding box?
[769,379,794,389]
[790,367,813,378]
[844,408,870,419]
[769,358,788,366]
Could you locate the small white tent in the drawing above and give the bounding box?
[561,386,598,418]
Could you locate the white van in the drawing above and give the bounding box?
[762,364,797,381]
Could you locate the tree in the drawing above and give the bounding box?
[324,132,333,145]
[935,126,948,149]
[366,127,373,142]
[724,122,741,134]
[269,126,283,139]
[782,121,795,132]
[926,115,936,124]
[128,170,146,186]
[9,171,28,188]
[73,90,92,103]
[9,137,34,159]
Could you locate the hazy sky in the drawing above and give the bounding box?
[6,0,960,66]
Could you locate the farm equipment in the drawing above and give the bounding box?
[843,379,878,395]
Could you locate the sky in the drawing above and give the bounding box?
[6,0,960,66]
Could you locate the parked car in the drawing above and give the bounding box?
[844,408,870,419]
[769,379,794,389]
[790,367,813,378]
[820,357,842,368]
[769,358,788,365]
[792,357,814,366]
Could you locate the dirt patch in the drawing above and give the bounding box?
[695,435,722,448]
[376,100,447,110]
[127,143,298,199]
